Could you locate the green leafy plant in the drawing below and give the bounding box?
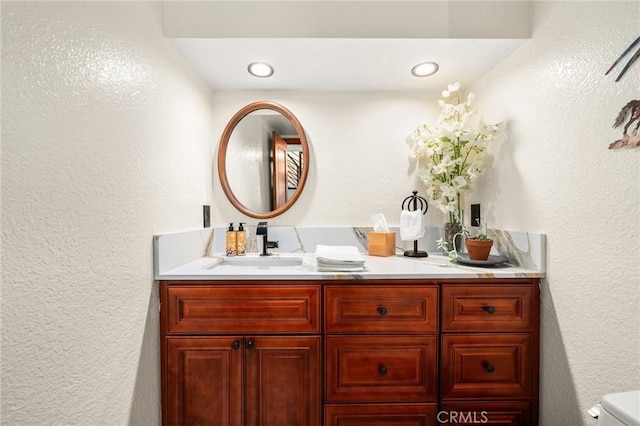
[437,219,493,261]
[468,219,491,241]
[436,222,469,261]
[468,233,491,241]
[437,238,461,261]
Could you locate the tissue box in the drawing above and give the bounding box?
[368,232,396,257]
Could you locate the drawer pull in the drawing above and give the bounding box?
[246,339,255,350]
[482,306,496,314]
[231,340,241,350]
[377,307,388,316]
[378,364,388,376]
[483,362,495,373]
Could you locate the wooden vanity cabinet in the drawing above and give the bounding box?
[439,281,540,426]
[324,284,440,425]
[160,278,539,426]
[160,282,322,426]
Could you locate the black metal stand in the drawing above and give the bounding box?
[402,191,429,258]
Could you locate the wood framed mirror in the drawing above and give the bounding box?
[217,101,310,219]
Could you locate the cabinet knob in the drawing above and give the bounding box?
[378,364,388,376]
[231,340,241,350]
[483,306,496,314]
[484,362,495,373]
[377,306,388,316]
[246,339,255,350]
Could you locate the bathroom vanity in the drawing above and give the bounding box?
[159,277,538,426]
[155,228,545,426]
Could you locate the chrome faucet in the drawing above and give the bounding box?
[256,222,279,256]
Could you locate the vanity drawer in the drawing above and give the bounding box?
[441,334,534,400]
[440,401,532,425]
[441,285,537,332]
[325,404,437,425]
[325,286,438,334]
[164,285,320,334]
[325,336,437,402]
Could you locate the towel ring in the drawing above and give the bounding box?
[401,191,428,258]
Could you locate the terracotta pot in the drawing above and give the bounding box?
[465,239,493,261]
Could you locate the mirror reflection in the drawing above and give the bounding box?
[218,102,309,219]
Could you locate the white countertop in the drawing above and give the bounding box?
[157,252,544,281]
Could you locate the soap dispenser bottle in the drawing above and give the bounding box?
[236,222,246,256]
[226,223,237,256]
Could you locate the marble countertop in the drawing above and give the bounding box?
[157,252,544,280]
[154,227,546,281]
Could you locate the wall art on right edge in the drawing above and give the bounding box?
[609,100,640,149]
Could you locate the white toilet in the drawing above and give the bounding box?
[595,390,640,426]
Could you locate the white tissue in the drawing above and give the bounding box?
[371,214,389,232]
[400,209,424,241]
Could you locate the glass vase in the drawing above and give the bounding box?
[444,222,463,253]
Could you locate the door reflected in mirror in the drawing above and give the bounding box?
[218,101,309,219]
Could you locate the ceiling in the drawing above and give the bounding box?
[164,1,531,91]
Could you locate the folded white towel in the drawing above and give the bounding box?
[315,245,364,262]
[400,209,424,241]
[316,264,367,272]
[315,245,366,272]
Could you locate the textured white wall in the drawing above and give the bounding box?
[1,2,213,424]
[468,2,640,425]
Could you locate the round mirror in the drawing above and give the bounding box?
[217,101,310,219]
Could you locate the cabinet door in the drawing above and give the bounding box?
[245,336,321,426]
[165,337,243,426]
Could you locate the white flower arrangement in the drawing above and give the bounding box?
[410,82,500,223]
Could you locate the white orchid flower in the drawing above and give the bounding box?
[453,176,468,189]
[466,92,476,105]
[441,185,458,198]
[408,82,501,223]
[455,104,467,114]
[436,204,450,215]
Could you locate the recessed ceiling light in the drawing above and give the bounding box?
[411,62,439,77]
[248,62,274,78]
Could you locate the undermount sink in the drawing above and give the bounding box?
[204,255,309,271]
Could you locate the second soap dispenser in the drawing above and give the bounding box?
[236,222,246,256]
[226,223,237,256]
